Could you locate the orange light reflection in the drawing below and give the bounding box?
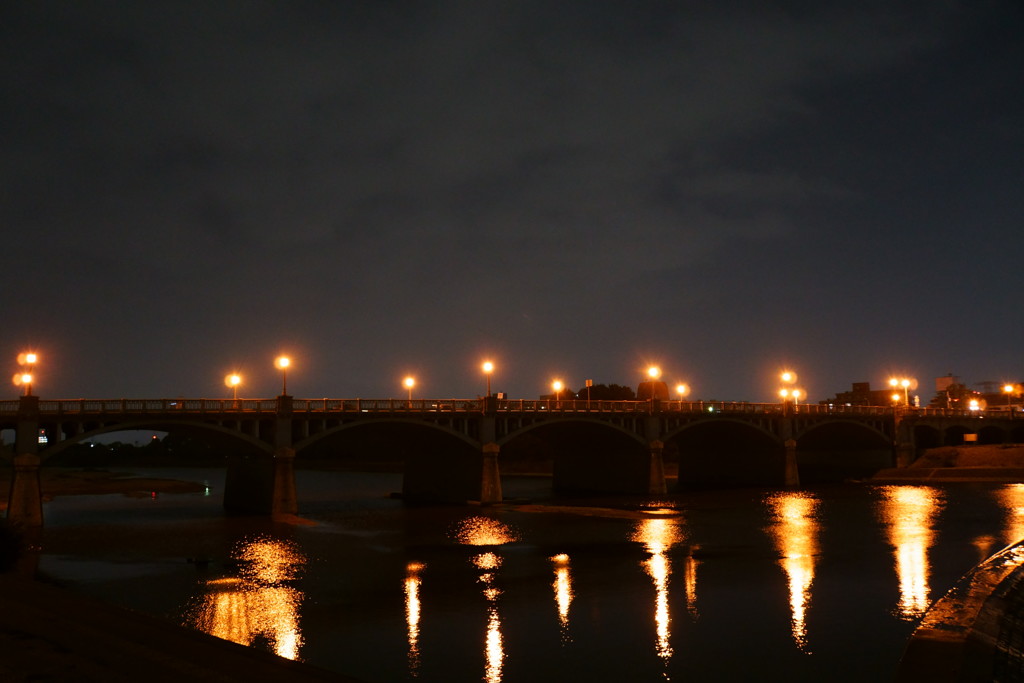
[551,553,573,642]
[453,516,520,546]
[879,485,943,621]
[631,516,685,666]
[997,483,1024,547]
[766,491,820,652]
[405,562,425,677]
[188,537,305,660]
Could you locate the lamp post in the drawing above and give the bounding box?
[645,366,661,414]
[676,383,690,410]
[552,379,563,407]
[15,372,33,397]
[1004,384,1015,414]
[482,361,494,398]
[889,377,915,407]
[15,352,38,397]
[404,376,415,407]
[275,356,291,396]
[225,373,242,405]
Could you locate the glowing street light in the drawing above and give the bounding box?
[403,376,415,406]
[552,379,564,402]
[14,351,39,396]
[676,382,690,410]
[275,356,291,395]
[888,377,915,406]
[13,372,33,396]
[225,373,242,401]
[647,366,662,381]
[780,370,797,385]
[482,361,494,397]
[1004,384,1017,409]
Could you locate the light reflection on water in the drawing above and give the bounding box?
[766,491,820,653]
[186,536,306,661]
[405,562,425,677]
[996,483,1024,547]
[631,514,687,672]
[451,516,519,683]
[550,553,573,642]
[35,473,1024,682]
[877,485,943,620]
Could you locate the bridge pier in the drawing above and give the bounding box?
[6,396,43,528]
[784,439,800,487]
[895,442,915,468]
[479,442,503,504]
[7,454,43,529]
[271,447,298,516]
[648,440,667,496]
[222,395,298,516]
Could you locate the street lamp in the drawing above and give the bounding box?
[14,352,38,396]
[14,372,33,396]
[403,376,415,406]
[676,383,690,409]
[888,377,915,406]
[482,361,494,397]
[780,370,797,385]
[275,356,291,395]
[552,379,563,404]
[1004,384,1016,411]
[224,373,242,403]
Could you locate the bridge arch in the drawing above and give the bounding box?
[499,418,652,495]
[295,417,479,456]
[295,418,486,504]
[666,418,787,488]
[791,419,894,482]
[28,419,273,465]
[977,426,1006,445]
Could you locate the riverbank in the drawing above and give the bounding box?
[0,573,356,682]
[0,466,360,682]
[873,444,1024,483]
[0,467,207,512]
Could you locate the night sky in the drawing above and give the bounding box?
[3,2,1022,403]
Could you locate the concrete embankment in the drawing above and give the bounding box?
[873,444,1024,483]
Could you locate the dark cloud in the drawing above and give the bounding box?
[2,1,1021,400]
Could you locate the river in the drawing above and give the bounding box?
[33,468,1024,682]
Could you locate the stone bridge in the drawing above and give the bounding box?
[3,395,1020,527]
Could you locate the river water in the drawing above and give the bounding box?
[33,468,1024,682]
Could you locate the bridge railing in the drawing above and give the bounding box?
[0,398,1006,419]
[17,399,281,415]
[291,399,481,413]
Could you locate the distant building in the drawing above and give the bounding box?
[824,382,902,407]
